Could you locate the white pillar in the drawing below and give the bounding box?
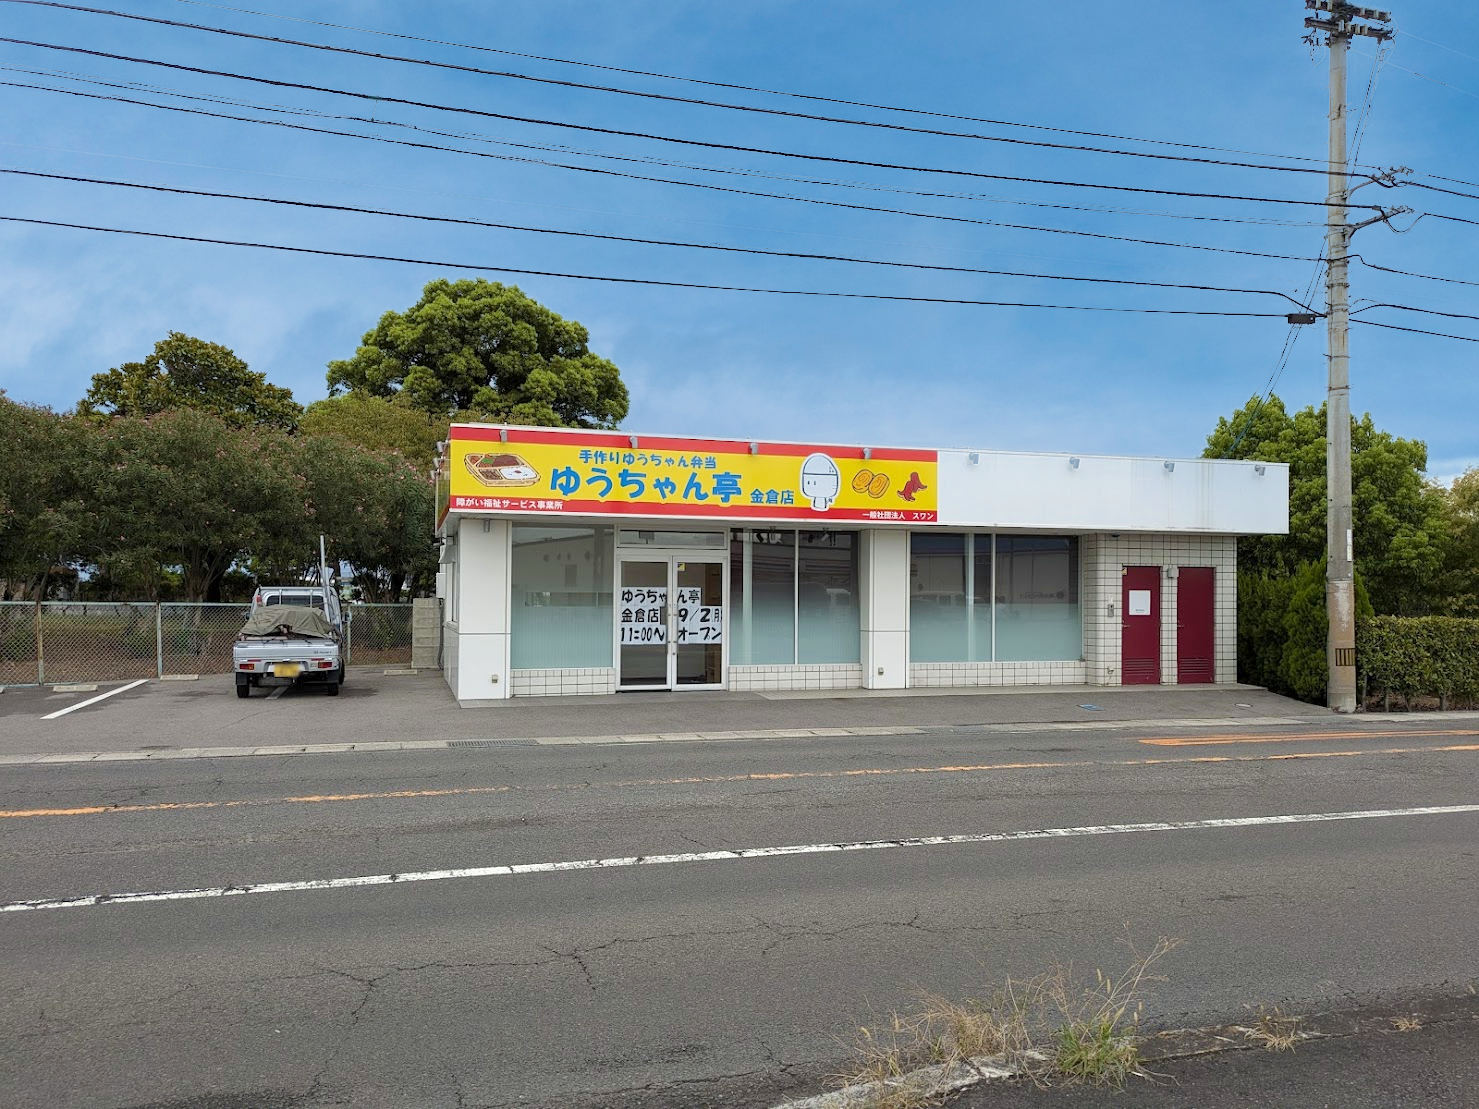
[860,529,909,689]
[453,517,512,702]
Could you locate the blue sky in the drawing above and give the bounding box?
[1,0,1474,475]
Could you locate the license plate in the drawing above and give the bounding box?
[271,663,303,679]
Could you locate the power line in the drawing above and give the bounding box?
[0,36,1388,211]
[1352,319,1479,342]
[149,0,1380,171]
[1425,211,1479,227]
[0,213,1305,319]
[0,80,1328,265]
[1352,256,1479,287]
[0,65,1325,228]
[0,166,1321,309]
[1352,302,1479,323]
[0,0,1372,180]
[1222,248,1327,458]
[1406,180,1479,202]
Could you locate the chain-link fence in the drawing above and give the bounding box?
[0,600,415,685]
[344,603,414,666]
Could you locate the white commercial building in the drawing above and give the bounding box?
[435,424,1288,703]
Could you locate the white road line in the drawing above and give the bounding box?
[265,686,287,700]
[40,679,149,721]
[4,804,1476,915]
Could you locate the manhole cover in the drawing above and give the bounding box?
[448,739,538,748]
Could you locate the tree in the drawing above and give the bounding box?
[300,393,448,471]
[326,279,628,427]
[0,395,89,598]
[80,332,302,431]
[89,410,302,601]
[1204,395,1450,615]
[1443,468,1479,617]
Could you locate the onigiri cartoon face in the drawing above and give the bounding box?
[800,453,842,511]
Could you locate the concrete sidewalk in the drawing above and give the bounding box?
[0,668,1388,764]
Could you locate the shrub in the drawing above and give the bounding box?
[1358,615,1479,703]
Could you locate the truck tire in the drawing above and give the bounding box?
[325,680,340,697]
[336,665,346,687]
[235,676,251,699]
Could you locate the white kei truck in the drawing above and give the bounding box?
[232,584,346,698]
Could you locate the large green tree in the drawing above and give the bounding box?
[0,395,89,598]
[1443,468,1479,617]
[1205,395,1450,616]
[80,332,302,431]
[326,279,628,427]
[300,393,448,472]
[88,409,302,601]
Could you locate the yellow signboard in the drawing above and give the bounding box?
[440,427,937,525]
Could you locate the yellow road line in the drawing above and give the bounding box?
[1140,729,1477,747]
[2,743,1478,821]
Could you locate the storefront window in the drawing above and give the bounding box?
[511,525,615,668]
[910,533,1080,662]
[798,531,860,664]
[730,529,860,664]
[994,536,1080,661]
[910,534,969,662]
[729,529,795,664]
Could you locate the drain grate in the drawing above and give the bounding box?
[447,739,539,748]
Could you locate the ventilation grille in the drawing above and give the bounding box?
[448,739,539,748]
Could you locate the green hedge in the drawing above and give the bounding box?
[1358,616,1479,701]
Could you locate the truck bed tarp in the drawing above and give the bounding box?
[240,605,337,639]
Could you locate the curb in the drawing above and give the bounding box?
[0,713,1472,765]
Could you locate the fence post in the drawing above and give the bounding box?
[155,602,164,678]
[34,600,44,686]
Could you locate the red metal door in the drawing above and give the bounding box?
[1121,567,1161,685]
[1176,567,1215,684]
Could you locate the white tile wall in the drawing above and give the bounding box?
[728,664,864,692]
[511,668,618,697]
[909,661,1089,687]
[1081,534,1238,687]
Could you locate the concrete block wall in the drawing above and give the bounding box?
[1081,533,1237,686]
[411,597,441,670]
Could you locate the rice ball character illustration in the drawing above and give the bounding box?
[800,453,842,511]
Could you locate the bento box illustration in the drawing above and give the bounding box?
[465,452,540,487]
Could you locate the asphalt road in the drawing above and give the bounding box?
[2,713,1477,1108]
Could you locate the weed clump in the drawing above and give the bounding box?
[834,938,1177,1107]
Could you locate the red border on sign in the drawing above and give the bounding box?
[449,495,936,523]
[450,425,935,463]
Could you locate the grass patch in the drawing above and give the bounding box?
[1390,1015,1422,1032]
[1241,1007,1302,1052]
[833,938,1177,1107]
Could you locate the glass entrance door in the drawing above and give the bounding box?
[617,554,725,690]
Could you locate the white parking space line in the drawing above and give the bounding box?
[3,804,1476,914]
[40,679,149,721]
[266,686,287,700]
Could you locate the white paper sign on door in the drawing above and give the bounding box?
[619,586,667,644]
[1127,589,1152,616]
[675,586,723,643]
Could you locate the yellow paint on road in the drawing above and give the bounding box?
[3,742,1478,822]
[1140,729,1477,747]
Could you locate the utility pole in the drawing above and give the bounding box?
[1302,1,1395,713]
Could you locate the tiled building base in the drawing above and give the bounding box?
[728,665,864,692]
[511,668,618,697]
[909,661,1089,688]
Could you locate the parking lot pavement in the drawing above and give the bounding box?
[0,666,1389,762]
